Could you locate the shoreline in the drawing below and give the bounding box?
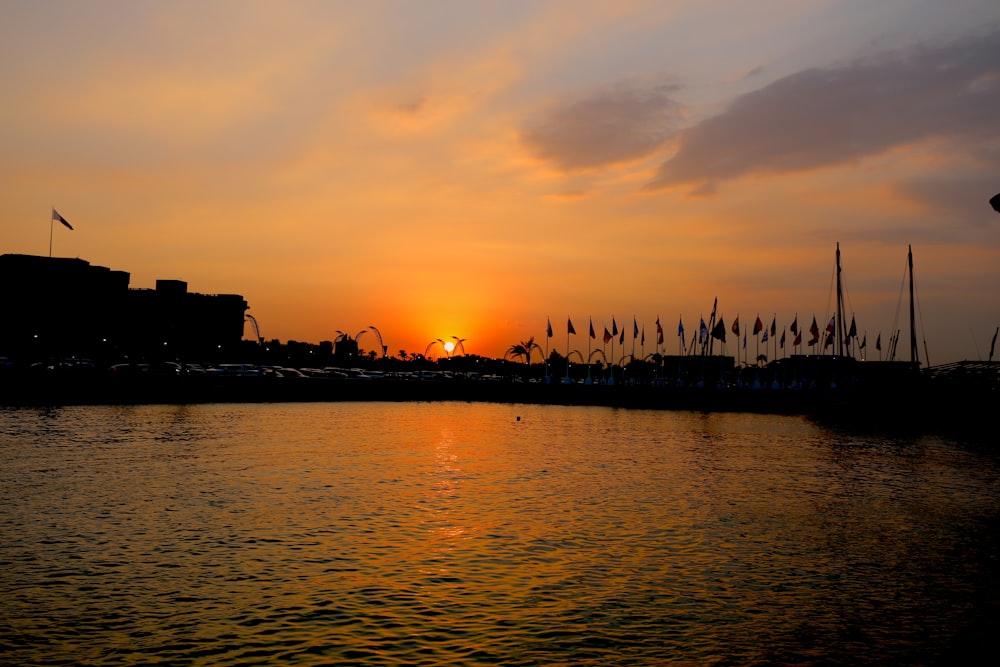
[2,373,992,440]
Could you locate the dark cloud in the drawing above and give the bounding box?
[521,82,681,170]
[645,30,1000,192]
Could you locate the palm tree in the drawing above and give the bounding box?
[505,337,542,366]
[398,349,408,362]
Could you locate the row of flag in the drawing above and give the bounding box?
[546,316,665,346]
[545,313,884,352]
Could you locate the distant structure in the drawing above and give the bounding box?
[0,253,248,363]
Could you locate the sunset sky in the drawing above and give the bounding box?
[3,1,999,364]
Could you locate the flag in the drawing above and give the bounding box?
[826,316,836,334]
[633,318,639,339]
[848,316,857,339]
[641,327,645,346]
[753,315,763,335]
[860,334,867,350]
[677,318,684,337]
[809,316,820,341]
[619,328,625,345]
[732,316,740,336]
[743,333,746,349]
[793,330,802,346]
[656,318,664,345]
[780,329,786,349]
[808,336,817,347]
[603,327,612,344]
[790,315,798,335]
[567,318,576,335]
[699,318,708,343]
[824,332,834,348]
[770,317,776,336]
[589,318,596,339]
[762,329,769,343]
[546,318,553,338]
[876,333,882,351]
[52,208,73,230]
[612,318,618,336]
[990,327,999,360]
[711,318,726,342]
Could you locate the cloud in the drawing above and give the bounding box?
[645,30,1000,192]
[520,80,681,171]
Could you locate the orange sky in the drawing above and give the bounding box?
[3,1,999,364]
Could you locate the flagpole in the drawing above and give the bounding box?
[544,317,551,381]
[587,318,593,384]
[565,317,572,383]
[640,325,645,369]
[772,314,777,363]
[755,314,760,366]
[631,318,636,367]
[49,207,54,257]
[735,314,740,368]
[608,315,618,384]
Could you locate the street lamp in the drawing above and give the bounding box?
[369,325,387,358]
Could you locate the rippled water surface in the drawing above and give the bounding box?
[2,402,998,665]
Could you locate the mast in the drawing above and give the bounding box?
[836,243,845,357]
[908,245,919,365]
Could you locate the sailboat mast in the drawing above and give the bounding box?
[908,245,919,365]
[836,243,845,357]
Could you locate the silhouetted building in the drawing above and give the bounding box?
[334,336,359,360]
[0,253,248,363]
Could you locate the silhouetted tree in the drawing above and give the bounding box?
[398,349,408,361]
[506,337,542,366]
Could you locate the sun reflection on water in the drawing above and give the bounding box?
[1,402,997,666]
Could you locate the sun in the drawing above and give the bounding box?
[443,340,456,354]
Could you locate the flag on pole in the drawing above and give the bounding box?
[753,315,763,335]
[633,318,639,339]
[848,316,857,339]
[567,318,576,335]
[770,317,776,336]
[793,330,802,346]
[612,318,618,336]
[826,316,836,334]
[762,329,769,343]
[790,315,798,335]
[711,318,726,342]
[603,328,612,344]
[989,327,998,361]
[732,316,740,336]
[699,318,708,343]
[589,318,596,339]
[546,318,553,338]
[52,208,73,230]
[656,318,664,345]
[641,327,645,346]
[876,333,882,351]
[860,334,867,349]
[678,317,685,349]
[809,316,820,344]
[619,328,624,345]
[780,329,786,349]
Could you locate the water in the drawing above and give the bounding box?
[1,402,997,666]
